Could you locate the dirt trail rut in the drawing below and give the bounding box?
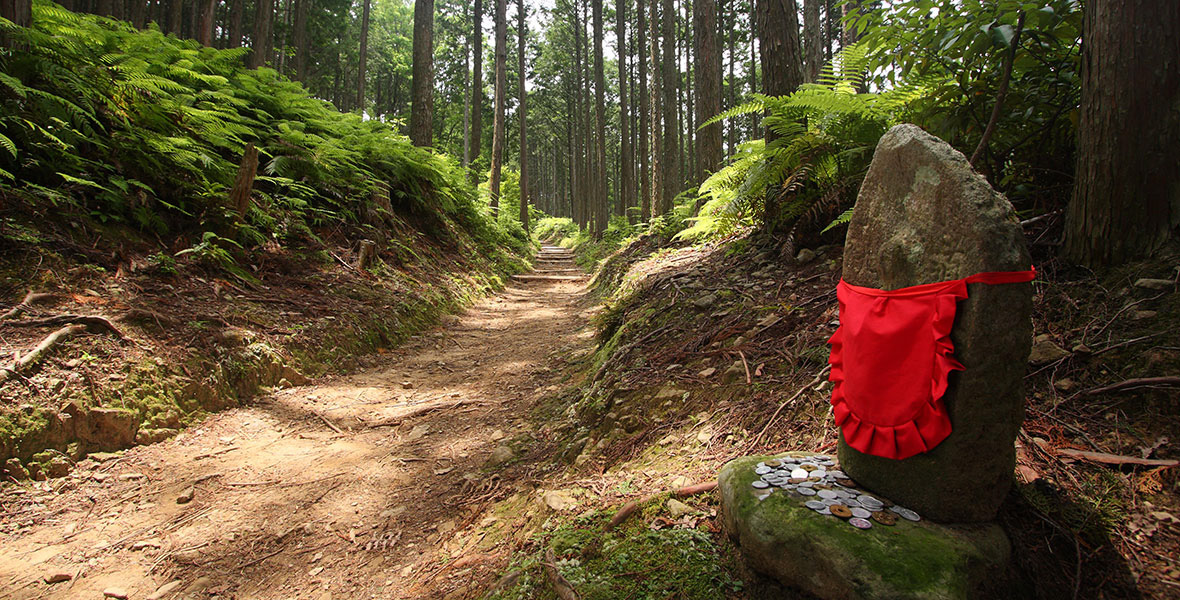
[0,246,591,599]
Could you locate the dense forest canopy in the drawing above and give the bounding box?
[0,0,1176,267]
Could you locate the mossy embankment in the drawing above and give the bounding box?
[0,5,535,479]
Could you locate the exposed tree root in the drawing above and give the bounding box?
[3,314,127,339]
[366,398,484,428]
[0,324,86,384]
[1082,376,1180,396]
[0,290,57,320]
[542,548,580,600]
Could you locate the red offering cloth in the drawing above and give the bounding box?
[827,268,1036,460]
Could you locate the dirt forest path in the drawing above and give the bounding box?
[0,246,593,600]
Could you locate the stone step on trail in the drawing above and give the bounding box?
[510,246,585,283]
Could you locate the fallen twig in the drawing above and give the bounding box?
[2,314,126,339]
[605,500,639,532]
[317,413,345,434]
[749,365,831,450]
[542,548,580,600]
[1055,448,1178,468]
[1082,376,1180,396]
[674,481,718,497]
[193,446,239,460]
[738,350,751,385]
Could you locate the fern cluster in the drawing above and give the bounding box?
[0,2,487,249]
[679,45,934,247]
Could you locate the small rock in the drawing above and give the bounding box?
[400,381,414,390]
[541,490,579,512]
[43,456,71,479]
[1054,378,1080,393]
[693,293,718,310]
[176,486,195,504]
[132,539,163,550]
[119,473,146,481]
[103,587,130,599]
[487,445,514,467]
[795,248,817,264]
[1133,310,1158,320]
[136,428,178,445]
[666,499,696,517]
[4,458,30,481]
[698,367,717,378]
[405,425,429,441]
[43,572,72,584]
[1071,343,1092,355]
[1134,278,1174,291]
[1028,338,1070,366]
[722,362,745,385]
[490,429,506,441]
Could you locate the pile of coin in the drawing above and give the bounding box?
[750,454,921,529]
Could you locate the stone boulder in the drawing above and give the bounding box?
[838,124,1033,523]
[77,407,139,451]
[719,455,1011,600]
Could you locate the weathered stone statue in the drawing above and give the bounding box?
[837,123,1033,523]
[717,124,1031,599]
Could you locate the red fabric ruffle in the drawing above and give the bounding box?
[827,268,1035,460]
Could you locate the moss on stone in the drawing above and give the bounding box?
[721,454,1011,600]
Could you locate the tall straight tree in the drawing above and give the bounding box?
[489,0,508,211]
[228,0,244,47]
[649,0,663,219]
[592,0,607,235]
[409,0,434,146]
[616,0,632,219]
[638,0,651,222]
[658,0,677,215]
[803,0,822,82]
[757,0,802,143]
[292,0,309,80]
[357,0,372,109]
[517,0,530,230]
[466,0,484,179]
[197,0,216,46]
[1064,0,1180,266]
[249,0,273,68]
[693,0,721,183]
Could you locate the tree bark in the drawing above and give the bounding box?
[694,0,721,183]
[409,0,434,146]
[0,0,31,49]
[593,0,607,236]
[250,0,274,68]
[658,0,677,215]
[517,0,529,230]
[803,0,822,82]
[489,0,508,211]
[357,0,372,110]
[230,143,259,219]
[228,0,243,47]
[638,0,651,223]
[292,0,309,79]
[1063,0,1180,267]
[617,0,632,220]
[169,0,184,36]
[466,0,484,179]
[197,0,216,46]
[757,0,802,142]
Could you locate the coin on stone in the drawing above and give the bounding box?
[798,481,814,488]
[755,466,772,475]
[828,470,846,479]
[756,462,767,469]
[872,511,898,525]
[857,495,885,510]
[817,490,838,500]
[797,487,817,496]
[850,507,872,519]
[752,480,770,489]
[829,504,853,518]
[801,464,818,472]
[805,500,827,510]
[766,459,782,467]
[891,506,921,522]
[849,517,873,529]
[790,468,809,479]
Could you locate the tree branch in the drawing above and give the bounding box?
[970,12,1026,168]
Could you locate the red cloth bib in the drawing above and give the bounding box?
[827,268,1036,460]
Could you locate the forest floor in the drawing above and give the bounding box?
[0,248,595,600]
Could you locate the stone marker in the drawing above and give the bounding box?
[838,124,1033,523]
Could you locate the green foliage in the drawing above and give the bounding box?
[681,44,929,244]
[0,3,497,253]
[851,0,1082,204]
[534,216,579,242]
